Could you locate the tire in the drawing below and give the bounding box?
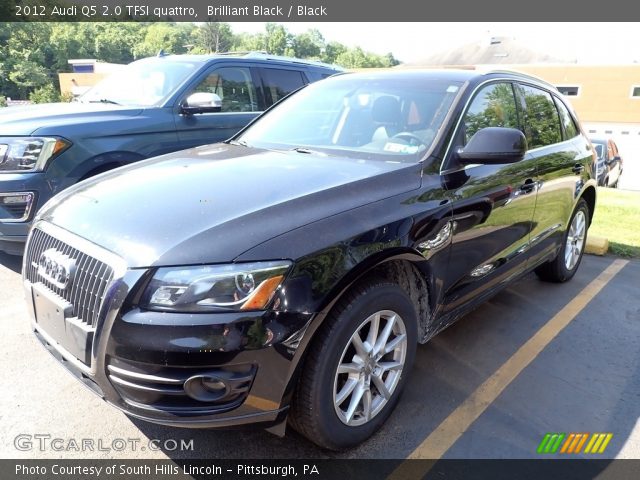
[289,278,418,450]
[535,199,589,283]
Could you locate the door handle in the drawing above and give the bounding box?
[519,179,536,194]
[572,163,585,174]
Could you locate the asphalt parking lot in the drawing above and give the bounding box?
[0,252,638,460]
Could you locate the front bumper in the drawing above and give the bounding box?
[23,222,314,430]
[0,172,57,252]
[27,279,313,429]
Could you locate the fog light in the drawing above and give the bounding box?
[202,377,226,392]
[1,193,32,204]
[184,375,229,402]
[0,192,34,222]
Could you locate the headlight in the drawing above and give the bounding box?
[0,137,71,172]
[140,261,291,312]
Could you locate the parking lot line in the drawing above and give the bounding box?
[390,258,628,473]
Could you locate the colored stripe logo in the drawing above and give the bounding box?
[537,433,613,454]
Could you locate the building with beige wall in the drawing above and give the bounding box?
[507,64,640,125]
[58,59,124,97]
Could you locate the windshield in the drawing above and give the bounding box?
[80,58,199,107]
[237,74,462,161]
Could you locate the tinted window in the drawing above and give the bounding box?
[462,83,519,145]
[592,142,605,160]
[556,86,580,96]
[191,67,258,112]
[518,84,562,149]
[261,68,306,105]
[554,97,578,139]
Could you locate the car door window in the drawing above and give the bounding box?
[261,68,306,105]
[517,85,562,149]
[554,97,578,140]
[190,67,258,112]
[462,82,519,145]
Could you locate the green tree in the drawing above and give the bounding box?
[264,23,290,55]
[132,23,194,58]
[191,22,233,53]
[29,84,60,104]
[94,23,145,63]
[292,29,325,59]
[232,32,265,52]
[322,41,347,64]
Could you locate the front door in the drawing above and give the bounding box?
[175,65,262,150]
[440,81,538,313]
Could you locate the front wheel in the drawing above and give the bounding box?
[289,279,417,450]
[535,199,589,283]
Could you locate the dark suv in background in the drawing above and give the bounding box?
[0,53,342,254]
[590,137,623,187]
[24,69,596,450]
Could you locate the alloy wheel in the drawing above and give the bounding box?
[565,210,586,270]
[333,310,407,426]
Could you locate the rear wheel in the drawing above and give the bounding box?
[535,199,589,283]
[289,279,417,450]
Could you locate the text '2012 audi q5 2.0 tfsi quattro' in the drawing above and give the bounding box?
[24,69,596,450]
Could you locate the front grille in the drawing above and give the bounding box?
[25,228,114,327]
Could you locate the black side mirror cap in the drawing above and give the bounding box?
[458,127,527,165]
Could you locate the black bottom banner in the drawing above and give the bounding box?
[4,459,640,480]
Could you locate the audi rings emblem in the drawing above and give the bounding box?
[37,248,76,290]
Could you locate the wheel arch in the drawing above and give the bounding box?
[579,184,596,225]
[281,248,435,412]
[73,151,146,181]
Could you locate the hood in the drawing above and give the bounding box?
[38,144,420,267]
[0,102,143,136]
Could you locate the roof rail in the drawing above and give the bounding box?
[214,50,268,56]
[481,68,556,89]
[240,51,344,70]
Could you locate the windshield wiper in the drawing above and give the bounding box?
[291,147,327,156]
[88,98,121,105]
[228,139,250,147]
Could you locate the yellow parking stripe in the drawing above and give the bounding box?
[389,258,628,477]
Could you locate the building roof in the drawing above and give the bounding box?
[404,36,576,66]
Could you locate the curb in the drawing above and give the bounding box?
[585,235,609,256]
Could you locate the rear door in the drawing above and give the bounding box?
[516,84,585,266]
[256,67,308,106]
[440,81,538,312]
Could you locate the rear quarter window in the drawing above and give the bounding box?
[554,96,579,140]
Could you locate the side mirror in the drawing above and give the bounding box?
[458,127,527,164]
[181,92,222,115]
